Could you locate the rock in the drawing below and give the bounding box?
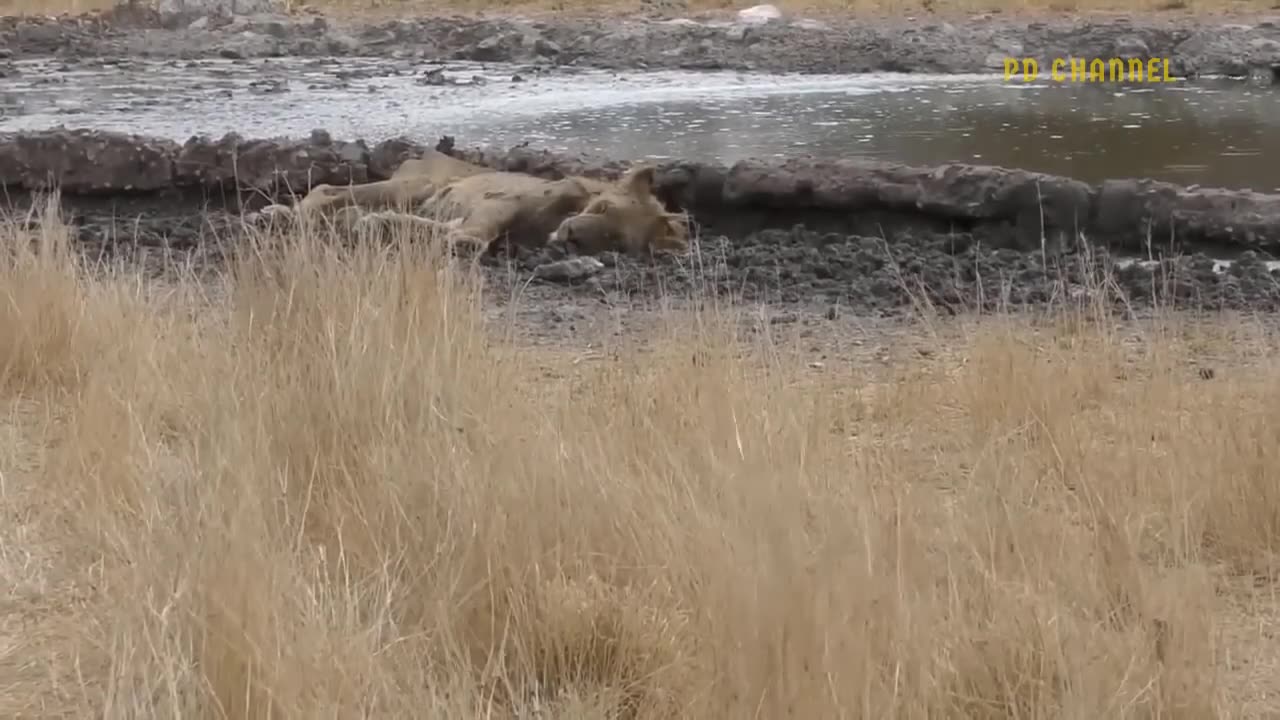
[534,257,605,282]
[983,52,1008,70]
[257,17,290,39]
[368,137,425,178]
[415,68,488,86]
[0,128,177,193]
[325,32,361,55]
[157,0,284,20]
[419,68,447,85]
[1221,59,1251,77]
[533,38,562,57]
[173,132,371,191]
[467,33,521,62]
[1094,178,1280,254]
[247,78,287,94]
[639,0,688,17]
[336,142,367,167]
[737,4,783,25]
[1112,34,1150,61]
[1249,37,1280,59]
[991,37,1024,56]
[790,19,831,32]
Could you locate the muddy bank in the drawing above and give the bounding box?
[4,128,1278,257]
[4,127,1280,314]
[41,198,1280,317]
[2,9,1280,78]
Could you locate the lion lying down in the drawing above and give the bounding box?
[289,149,490,218]
[257,154,691,259]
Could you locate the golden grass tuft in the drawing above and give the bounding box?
[0,197,1278,718]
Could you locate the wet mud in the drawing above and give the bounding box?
[4,128,1280,317]
[7,128,1276,254]
[32,192,1280,318]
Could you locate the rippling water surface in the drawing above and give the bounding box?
[1,56,1276,190]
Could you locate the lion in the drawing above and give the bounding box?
[405,170,599,252]
[547,165,691,258]
[254,149,490,225]
[258,154,690,261]
[389,150,489,184]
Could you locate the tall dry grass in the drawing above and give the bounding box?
[0,196,1278,718]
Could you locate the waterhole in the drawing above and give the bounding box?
[1,56,1276,190]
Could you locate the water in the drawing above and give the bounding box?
[1,56,1277,191]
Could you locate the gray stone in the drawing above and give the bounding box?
[737,4,782,25]
[157,0,284,19]
[1112,34,1150,61]
[789,19,831,32]
[533,38,562,57]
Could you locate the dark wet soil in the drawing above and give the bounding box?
[29,197,1280,319]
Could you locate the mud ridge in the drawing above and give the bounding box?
[4,128,1278,255]
[4,127,1280,314]
[2,9,1280,79]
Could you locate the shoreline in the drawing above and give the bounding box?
[4,127,1280,316]
[4,128,1277,255]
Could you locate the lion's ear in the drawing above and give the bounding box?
[620,165,656,197]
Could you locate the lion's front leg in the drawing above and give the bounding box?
[355,211,492,256]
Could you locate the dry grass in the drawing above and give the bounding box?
[1,197,1280,718]
[0,0,1271,20]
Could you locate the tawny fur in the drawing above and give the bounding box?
[419,172,597,251]
[548,165,691,258]
[273,149,491,221]
[389,151,489,184]
[257,155,687,260]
